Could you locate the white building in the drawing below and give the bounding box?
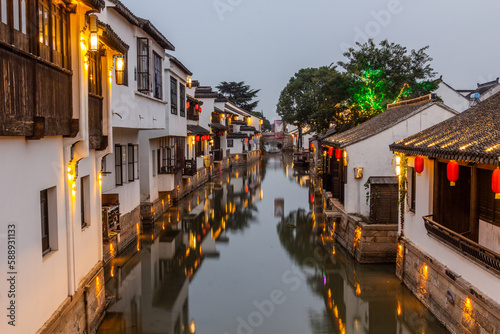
[98,0,176,257]
[0,0,126,332]
[323,95,458,222]
[390,90,500,333]
[435,77,470,113]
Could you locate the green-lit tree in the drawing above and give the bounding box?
[338,39,437,116]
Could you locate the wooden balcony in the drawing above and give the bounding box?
[423,215,500,275]
[0,43,75,138]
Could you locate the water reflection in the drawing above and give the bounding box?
[98,154,446,334]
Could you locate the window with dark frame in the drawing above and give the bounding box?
[195,139,203,157]
[122,52,129,86]
[40,189,50,254]
[81,176,90,229]
[153,52,162,99]
[88,51,102,96]
[409,167,416,213]
[180,85,186,117]
[137,38,150,92]
[128,144,135,182]
[170,76,178,114]
[152,150,156,177]
[227,139,233,148]
[478,168,500,226]
[115,145,123,186]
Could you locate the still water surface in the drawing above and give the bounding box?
[98,154,447,334]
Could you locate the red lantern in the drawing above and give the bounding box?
[328,147,333,157]
[310,142,314,150]
[195,104,199,110]
[186,101,190,109]
[493,168,500,199]
[198,107,202,113]
[245,138,248,143]
[310,194,314,203]
[414,156,424,175]
[245,186,249,193]
[447,161,459,186]
[196,135,200,142]
[335,149,342,161]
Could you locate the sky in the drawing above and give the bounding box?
[121,0,500,122]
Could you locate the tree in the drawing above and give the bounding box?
[276,67,349,135]
[338,39,437,116]
[216,81,260,111]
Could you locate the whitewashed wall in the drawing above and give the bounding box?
[344,104,456,216]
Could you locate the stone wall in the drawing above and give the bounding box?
[229,150,261,166]
[324,195,398,263]
[38,266,105,334]
[398,238,500,333]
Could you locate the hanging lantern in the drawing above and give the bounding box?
[335,149,342,161]
[414,156,424,175]
[186,101,190,109]
[310,194,314,203]
[199,107,202,113]
[89,15,99,52]
[328,147,333,157]
[245,138,249,143]
[196,135,200,142]
[493,168,500,199]
[447,161,459,186]
[195,104,199,110]
[310,142,314,150]
[115,56,125,85]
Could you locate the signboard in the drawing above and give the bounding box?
[274,120,284,139]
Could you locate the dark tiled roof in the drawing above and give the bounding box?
[108,0,174,51]
[187,125,210,135]
[230,120,246,125]
[227,132,249,139]
[209,123,227,131]
[240,126,256,132]
[215,96,228,102]
[319,126,337,141]
[166,53,192,76]
[464,78,499,99]
[214,106,225,114]
[195,86,219,99]
[81,0,105,10]
[186,95,203,105]
[98,21,129,54]
[390,91,500,165]
[325,97,457,148]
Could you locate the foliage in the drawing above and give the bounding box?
[216,81,260,111]
[276,66,350,133]
[338,39,437,116]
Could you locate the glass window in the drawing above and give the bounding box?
[40,189,50,253]
[128,144,135,182]
[180,85,186,117]
[153,52,162,99]
[170,77,177,115]
[20,0,26,34]
[1,0,7,24]
[13,0,19,30]
[81,176,90,229]
[89,52,102,96]
[137,38,149,91]
[408,167,416,213]
[115,145,123,186]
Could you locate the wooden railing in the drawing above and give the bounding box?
[423,215,500,275]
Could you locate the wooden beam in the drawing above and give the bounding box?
[469,165,479,242]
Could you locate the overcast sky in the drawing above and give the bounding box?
[121,0,500,121]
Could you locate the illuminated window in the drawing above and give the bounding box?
[88,52,102,96]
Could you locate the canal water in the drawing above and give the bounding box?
[98,154,447,334]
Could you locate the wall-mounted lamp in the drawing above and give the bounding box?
[395,155,401,176]
[115,56,125,85]
[187,77,192,89]
[89,15,98,52]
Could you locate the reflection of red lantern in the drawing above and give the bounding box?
[328,147,333,157]
[186,101,190,109]
[493,168,500,199]
[415,156,424,175]
[245,186,249,193]
[206,223,210,229]
[310,194,314,203]
[447,161,459,186]
[196,135,200,141]
[197,235,201,242]
[335,149,342,161]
